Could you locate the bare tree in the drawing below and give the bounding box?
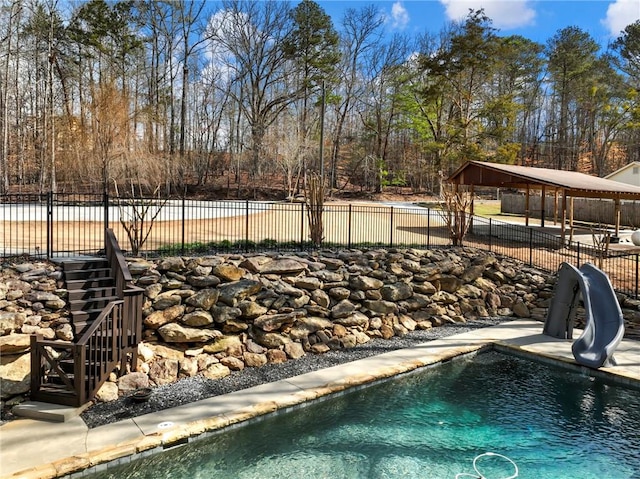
[305,173,324,247]
[207,0,303,190]
[439,183,472,246]
[113,180,167,256]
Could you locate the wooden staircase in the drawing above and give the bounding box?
[30,230,143,407]
[65,258,119,336]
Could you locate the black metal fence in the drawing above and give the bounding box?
[1,193,638,298]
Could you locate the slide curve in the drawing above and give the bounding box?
[543,262,625,368]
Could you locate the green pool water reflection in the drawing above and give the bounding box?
[90,351,640,479]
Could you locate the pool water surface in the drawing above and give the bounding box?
[89,351,640,479]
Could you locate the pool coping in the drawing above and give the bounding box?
[1,319,639,479]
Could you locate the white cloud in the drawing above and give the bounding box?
[391,2,410,29]
[439,0,536,30]
[602,0,640,38]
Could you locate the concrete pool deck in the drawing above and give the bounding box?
[1,319,639,479]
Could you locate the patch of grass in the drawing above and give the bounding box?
[472,201,501,217]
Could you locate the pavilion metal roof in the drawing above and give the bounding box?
[448,161,640,201]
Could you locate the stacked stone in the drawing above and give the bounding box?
[2,248,639,406]
[0,261,69,406]
[113,248,552,399]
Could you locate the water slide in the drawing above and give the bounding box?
[543,262,625,368]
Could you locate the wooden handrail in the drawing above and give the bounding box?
[75,300,123,345]
[105,228,132,296]
[31,230,143,407]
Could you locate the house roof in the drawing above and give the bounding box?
[604,161,640,179]
[448,161,640,201]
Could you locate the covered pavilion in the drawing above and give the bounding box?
[447,161,640,242]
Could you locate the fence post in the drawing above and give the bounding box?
[390,207,394,248]
[103,191,109,230]
[245,199,249,252]
[47,192,53,259]
[636,253,640,299]
[181,196,186,255]
[426,208,430,248]
[300,202,305,249]
[348,204,352,249]
[576,241,581,267]
[489,218,492,252]
[528,228,533,266]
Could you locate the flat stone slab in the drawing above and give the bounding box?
[12,401,90,423]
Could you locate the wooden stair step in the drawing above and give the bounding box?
[67,286,117,301]
[64,268,112,281]
[62,259,109,271]
[69,296,120,312]
[66,277,115,290]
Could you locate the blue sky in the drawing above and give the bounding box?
[316,0,640,46]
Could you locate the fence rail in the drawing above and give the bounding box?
[2,193,638,298]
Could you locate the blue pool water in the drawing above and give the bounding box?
[90,351,640,478]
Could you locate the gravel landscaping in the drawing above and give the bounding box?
[81,318,507,428]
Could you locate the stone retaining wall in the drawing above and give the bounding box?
[1,248,639,408]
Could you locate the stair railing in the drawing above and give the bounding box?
[30,229,143,407]
[105,228,144,372]
[30,300,123,406]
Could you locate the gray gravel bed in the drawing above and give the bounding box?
[81,318,507,429]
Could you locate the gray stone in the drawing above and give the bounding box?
[310,289,330,308]
[333,311,369,328]
[0,334,30,354]
[0,353,30,398]
[238,301,268,319]
[153,291,182,310]
[294,277,322,290]
[350,276,384,291]
[284,342,306,359]
[95,381,119,402]
[328,287,351,300]
[181,310,214,327]
[220,356,245,371]
[211,305,242,324]
[213,264,245,282]
[274,280,305,297]
[513,300,530,318]
[56,323,74,341]
[158,323,222,343]
[187,275,221,288]
[312,270,344,283]
[363,300,399,315]
[253,313,299,332]
[186,289,219,310]
[218,279,262,306]
[243,352,268,367]
[202,363,231,380]
[261,258,307,275]
[289,317,333,340]
[144,305,185,329]
[118,372,150,393]
[149,358,179,385]
[381,283,413,301]
[251,330,291,348]
[158,257,185,272]
[203,335,243,354]
[331,299,357,319]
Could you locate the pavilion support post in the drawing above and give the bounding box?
[561,191,567,244]
[569,197,575,242]
[525,184,530,227]
[469,184,475,234]
[615,198,621,238]
[541,185,546,228]
[554,190,559,225]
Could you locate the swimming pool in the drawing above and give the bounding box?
[87,351,640,478]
